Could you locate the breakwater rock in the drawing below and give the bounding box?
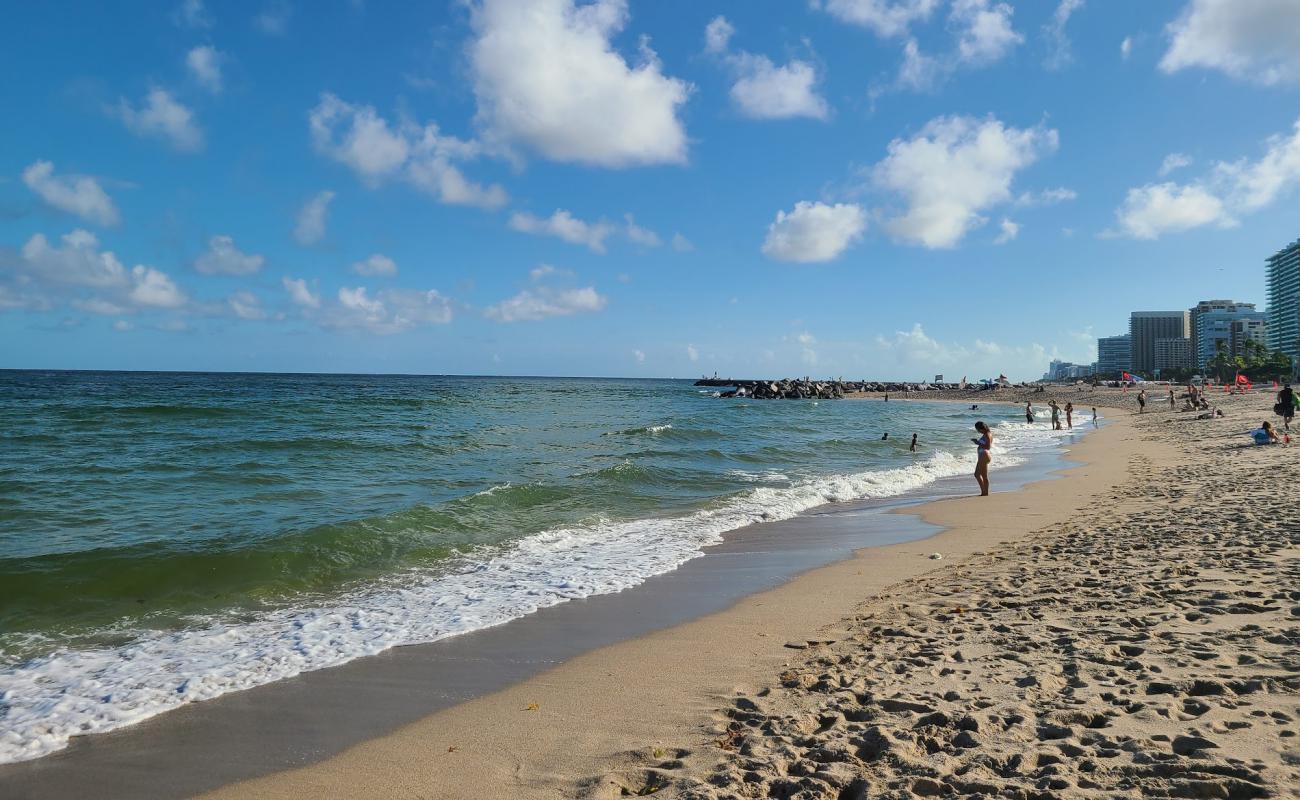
[694,379,994,400]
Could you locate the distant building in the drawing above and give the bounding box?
[1189,300,1264,368]
[1043,359,1093,381]
[1266,238,1300,363]
[1232,317,1269,356]
[1154,337,1194,374]
[1130,311,1189,376]
[1096,334,1131,376]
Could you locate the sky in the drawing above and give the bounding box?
[1,0,1298,381]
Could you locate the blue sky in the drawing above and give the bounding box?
[1,0,1298,380]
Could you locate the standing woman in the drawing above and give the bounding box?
[972,421,992,496]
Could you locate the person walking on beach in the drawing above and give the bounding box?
[1092,407,1099,426]
[971,422,992,496]
[1065,402,1074,429]
[1025,401,1035,424]
[1137,389,1147,413]
[1277,383,1296,431]
[910,433,918,452]
[1169,388,1176,409]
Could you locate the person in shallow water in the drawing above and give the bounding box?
[910,433,918,452]
[971,421,992,497]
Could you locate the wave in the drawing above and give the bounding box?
[0,422,1067,764]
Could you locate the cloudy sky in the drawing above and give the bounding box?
[1,0,1298,379]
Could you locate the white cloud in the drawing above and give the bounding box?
[1160,0,1300,85]
[194,235,264,275]
[687,343,699,362]
[896,38,944,91]
[114,89,203,152]
[528,264,574,281]
[950,0,1023,65]
[1112,118,1300,238]
[254,1,291,35]
[21,161,120,226]
[761,201,867,263]
[282,276,321,308]
[813,0,940,38]
[173,0,211,29]
[1158,153,1193,176]
[796,331,816,345]
[1114,183,1230,240]
[633,349,646,363]
[1014,186,1077,207]
[671,232,695,252]
[872,115,1058,248]
[308,93,506,210]
[468,0,691,167]
[624,214,662,247]
[485,286,608,322]
[993,217,1019,244]
[228,290,269,320]
[186,46,223,93]
[317,287,453,333]
[706,17,829,121]
[113,319,134,332]
[294,190,335,245]
[1042,0,1084,70]
[4,229,190,315]
[352,253,398,276]
[1120,35,1133,60]
[508,209,615,253]
[873,323,1057,381]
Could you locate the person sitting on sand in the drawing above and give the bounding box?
[1253,421,1280,445]
[971,422,992,496]
[910,433,918,452]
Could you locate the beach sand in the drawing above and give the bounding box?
[190,387,1298,798]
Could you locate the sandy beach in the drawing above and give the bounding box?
[177,387,1297,799]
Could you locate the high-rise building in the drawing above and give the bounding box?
[1189,300,1260,367]
[1154,337,1194,373]
[1190,301,1266,367]
[1096,334,1131,376]
[1232,317,1269,356]
[1130,311,1189,376]
[1266,238,1300,362]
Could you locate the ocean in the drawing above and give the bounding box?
[0,371,1085,762]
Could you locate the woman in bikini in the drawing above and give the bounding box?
[972,421,992,496]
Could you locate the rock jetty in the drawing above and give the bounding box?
[694,378,972,400]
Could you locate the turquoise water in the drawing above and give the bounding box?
[0,371,1075,762]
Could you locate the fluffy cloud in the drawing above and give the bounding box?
[114,89,203,152]
[896,38,944,91]
[761,201,867,263]
[3,229,188,313]
[468,0,691,167]
[314,286,453,333]
[633,349,646,363]
[1158,153,1193,176]
[309,93,507,210]
[1160,0,1300,85]
[485,286,607,322]
[228,290,269,320]
[1120,36,1133,59]
[21,161,120,226]
[812,0,939,38]
[173,0,210,29]
[194,235,264,275]
[254,1,291,35]
[508,209,616,253]
[1042,0,1084,70]
[873,323,1059,381]
[671,232,695,252]
[352,253,398,276]
[993,217,1019,244]
[687,343,699,362]
[624,214,662,247]
[1113,118,1300,238]
[1013,186,1077,207]
[705,16,829,121]
[950,0,1023,65]
[294,190,335,245]
[186,46,223,93]
[872,115,1058,248]
[282,276,321,308]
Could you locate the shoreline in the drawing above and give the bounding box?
[187,397,1137,799]
[0,398,1095,798]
